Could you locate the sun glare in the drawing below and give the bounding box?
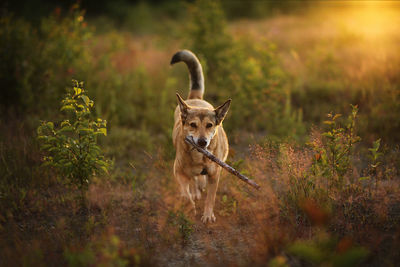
[339,1,400,38]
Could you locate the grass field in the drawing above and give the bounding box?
[1,1,400,266]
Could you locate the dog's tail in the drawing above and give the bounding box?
[170,50,204,100]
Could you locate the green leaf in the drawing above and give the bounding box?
[46,122,54,130]
[60,126,74,132]
[47,136,57,142]
[74,86,82,96]
[48,147,60,152]
[37,135,47,141]
[98,128,107,136]
[61,105,75,112]
[61,120,70,127]
[322,132,334,138]
[323,120,334,125]
[359,176,370,181]
[80,95,90,106]
[78,128,93,134]
[332,114,342,120]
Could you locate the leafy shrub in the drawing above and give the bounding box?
[310,105,361,189]
[184,0,305,138]
[0,5,91,114]
[268,106,368,225]
[186,0,232,82]
[37,80,109,192]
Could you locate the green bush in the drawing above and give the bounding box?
[37,80,109,192]
[310,105,361,189]
[0,5,91,114]
[184,0,305,139]
[277,106,365,224]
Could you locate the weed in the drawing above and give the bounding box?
[219,194,237,217]
[359,139,384,189]
[37,80,109,194]
[310,105,361,189]
[168,210,194,243]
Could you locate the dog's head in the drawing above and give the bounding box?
[176,93,231,149]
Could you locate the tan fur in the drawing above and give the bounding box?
[171,51,231,223]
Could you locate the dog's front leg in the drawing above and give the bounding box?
[191,176,203,200]
[202,167,221,223]
[175,171,196,214]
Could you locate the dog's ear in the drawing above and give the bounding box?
[176,93,190,123]
[215,99,231,125]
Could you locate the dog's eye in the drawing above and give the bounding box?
[206,123,213,128]
[190,123,197,128]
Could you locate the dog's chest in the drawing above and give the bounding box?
[187,150,208,175]
[190,149,205,163]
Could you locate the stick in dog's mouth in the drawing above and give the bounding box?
[184,136,260,190]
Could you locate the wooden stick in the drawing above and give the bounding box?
[185,136,260,190]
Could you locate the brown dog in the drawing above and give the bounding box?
[171,50,231,223]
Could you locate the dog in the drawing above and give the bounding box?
[171,50,231,223]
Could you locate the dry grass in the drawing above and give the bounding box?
[1,132,399,265]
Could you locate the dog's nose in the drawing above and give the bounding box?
[197,138,207,148]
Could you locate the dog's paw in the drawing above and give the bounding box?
[201,212,216,223]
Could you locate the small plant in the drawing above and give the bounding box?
[368,139,383,175]
[37,80,109,193]
[279,106,362,224]
[167,210,194,242]
[360,139,383,188]
[219,194,237,217]
[310,105,361,189]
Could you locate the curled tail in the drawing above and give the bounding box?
[170,50,204,99]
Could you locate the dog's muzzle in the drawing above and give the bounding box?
[197,137,207,148]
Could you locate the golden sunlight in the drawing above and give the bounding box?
[339,1,400,38]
